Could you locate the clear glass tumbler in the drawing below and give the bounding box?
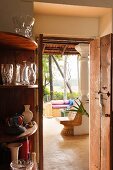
[28,63,37,85]
[10,159,34,170]
[1,64,13,85]
[21,61,29,85]
[15,64,21,85]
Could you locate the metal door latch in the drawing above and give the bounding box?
[98,90,110,97]
[105,114,110,117]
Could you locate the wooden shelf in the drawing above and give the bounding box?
[0,84,38,88]
[17,121,38,139]
[0,165,10,170]
[0,121,38,143]
[0,31,37,50]
[0,31,38,169]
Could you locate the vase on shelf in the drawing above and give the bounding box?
[22,105,33,124]
[31,152,38,170]
[7,143,22,162]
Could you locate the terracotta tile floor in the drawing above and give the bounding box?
[43,117,89,170]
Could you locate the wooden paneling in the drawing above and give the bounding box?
[0,88,35,121]
[90,38,101,170]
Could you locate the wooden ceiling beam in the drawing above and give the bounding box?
[37,36,93,55]
[62,45,67,55]
[43,50,79,55]
[42,36,93,42]
[43,41,89,45]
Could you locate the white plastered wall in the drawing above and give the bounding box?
[0,0,33,33]
[99,9,112,37]
[0,0,112,36]
[36,0,113,34]
[34,14,99,38]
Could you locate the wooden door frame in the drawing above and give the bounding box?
[37,35,95,170]
[38,34,43,170]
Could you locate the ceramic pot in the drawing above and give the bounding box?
[22,105,33,124]
[7,143,22,162]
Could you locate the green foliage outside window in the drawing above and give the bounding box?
[43,87,80,101]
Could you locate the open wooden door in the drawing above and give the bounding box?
[100,34,111,170]
[90,38,101,170]
[90,34,113,170]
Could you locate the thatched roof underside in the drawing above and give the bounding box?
[37,36,93,55]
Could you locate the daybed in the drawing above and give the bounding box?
[43,99,74,117]
[51,99,74,117]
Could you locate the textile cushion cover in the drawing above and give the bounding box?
[52,104,69,109]
[51,100,70,105]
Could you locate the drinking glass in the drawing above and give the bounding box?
[24,15,35,38]
[12,15,35,38]
[10,159,34,170]
[21,61,29,85]
[12,16,25,35]
[28,63,37,85]
[1,64,13,85]
[15,64,21,85]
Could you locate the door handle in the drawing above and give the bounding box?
[95,90,111,97]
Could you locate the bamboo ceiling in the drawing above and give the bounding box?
[37,36,93,55]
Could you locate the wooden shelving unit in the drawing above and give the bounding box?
[0,31,38,169]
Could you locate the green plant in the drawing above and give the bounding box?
[67,98,89,117]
